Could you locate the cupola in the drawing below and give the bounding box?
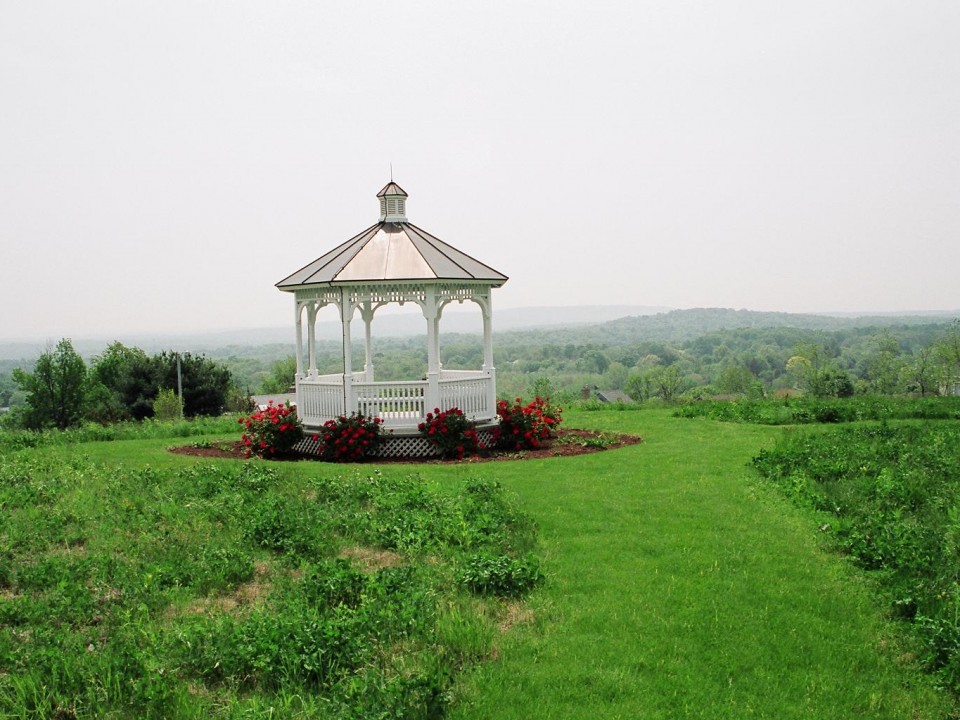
[376,181,408,222]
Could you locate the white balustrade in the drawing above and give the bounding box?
[297,374,494,429]
[439,377,491,418]
[296,381,344,427]
[353,380,428,427]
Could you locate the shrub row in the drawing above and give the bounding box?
[675,395,960,425]
[752,423,960,690]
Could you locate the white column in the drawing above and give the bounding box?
[423,286,440,413]
[481,293,496,419]
[306,303,318,376]
[360,301,375,382]
[340,289,354,415]
[481,295,494,371]
[294,301,304,379]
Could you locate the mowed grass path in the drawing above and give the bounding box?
[432,409,951,719]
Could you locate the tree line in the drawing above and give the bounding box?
[4,340,236,430]
[222,318,960,404]
[4,312,959,430]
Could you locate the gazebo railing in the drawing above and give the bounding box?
[297,380,344,424]
[354,380,427,426]
[296,372,494,430]
[439,376,489,417]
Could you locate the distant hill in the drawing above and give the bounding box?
[0,305,669,360]
[491,307,960,347]
[0,306,956,362]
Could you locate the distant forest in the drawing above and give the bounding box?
[3,308,959,416]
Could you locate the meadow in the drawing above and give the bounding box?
[1,407,957,718]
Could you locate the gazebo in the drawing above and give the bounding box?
[276,181,507,451]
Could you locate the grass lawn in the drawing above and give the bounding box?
[435,409,952,719]
[5,408,954,718]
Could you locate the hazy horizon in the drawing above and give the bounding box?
[2,2,958,342]
[2,304,957,353]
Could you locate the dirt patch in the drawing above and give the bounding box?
[174,562,273,618]
[169,428,642,463]
[339,546,405,572]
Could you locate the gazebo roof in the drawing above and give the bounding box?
[277,183,508,291]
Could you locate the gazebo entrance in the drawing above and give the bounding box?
[276,182,507,436]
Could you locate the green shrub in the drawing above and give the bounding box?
[459,552,543,597]
[152,388,182,421]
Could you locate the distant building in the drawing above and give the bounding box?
[942,381,960,397]
[595,390,633,404]
[250,393,296,412]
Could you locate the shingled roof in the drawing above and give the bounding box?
[276,182,507,290]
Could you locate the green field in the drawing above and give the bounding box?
[1,409,956,718]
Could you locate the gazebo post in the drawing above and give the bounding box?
[294,301,304,379]
[306,303,318,376]
[424,286,440,412]
[340,289,354,414]
[360,300,375,382]
[481,295,497,413]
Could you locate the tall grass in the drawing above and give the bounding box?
[753,422,960,691]
[0,416,240,450]
[0,451,540,718]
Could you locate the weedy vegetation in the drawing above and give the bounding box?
[0,429,540,718]
[753,421,960,691]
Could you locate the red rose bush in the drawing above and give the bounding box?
[494,396,562,451]
[238,401,304,459]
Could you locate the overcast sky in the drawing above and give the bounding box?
[1,1,958,341]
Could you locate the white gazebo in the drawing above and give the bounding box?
[276,181,507,447]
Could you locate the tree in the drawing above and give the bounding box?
[900,345,937,396]
[625,370,653,401]
[864,330,904,395]
[154,352,232,418]
[12,339,88,430]
[934,321,960,394]
[715,365,760,396]
[809,366,855,398]
[261,356,298,393]
[652,364,685,402]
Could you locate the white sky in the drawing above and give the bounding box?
[1,1,958,341]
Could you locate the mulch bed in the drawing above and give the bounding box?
[169,428,642,463]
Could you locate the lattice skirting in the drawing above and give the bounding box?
[294,426,498,459]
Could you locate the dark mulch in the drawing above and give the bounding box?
[169,428,642,463]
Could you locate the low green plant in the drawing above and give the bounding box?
[459,552,542,597]
[553,431,618,449]
[0,451,542,718]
